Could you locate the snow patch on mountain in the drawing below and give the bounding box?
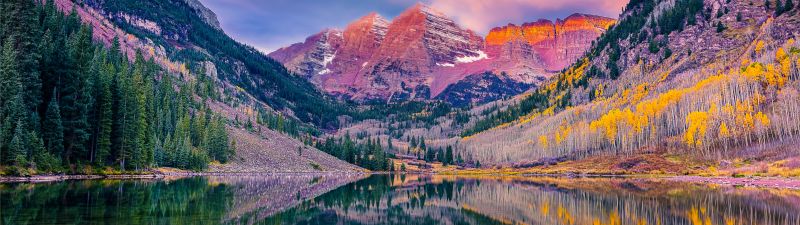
[455,51,488,64]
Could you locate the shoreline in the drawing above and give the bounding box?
[0,171,370,183]
[667,175,800,190]
[2,172,799,190]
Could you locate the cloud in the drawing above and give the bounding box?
[427,0,627,33]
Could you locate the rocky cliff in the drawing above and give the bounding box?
[485,14,615,75]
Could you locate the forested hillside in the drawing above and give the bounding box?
[458,0,800,166]
[89,0,349,129]
[0,0,233,175]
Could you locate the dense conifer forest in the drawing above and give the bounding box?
[0,0,232,175]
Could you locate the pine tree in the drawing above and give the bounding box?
[43,93,64,157]
[0,38,22,159]
[374,139,385,170]
[60,26,93,164]
[9,120,28,166]
[436,148,445,164]
[132,56,150,169]
[1,0,42,123]
[445,146,454,165]
[716,22,726,33]
[29,131,57,171]
[95,62,114,164]
[207,118,230,163]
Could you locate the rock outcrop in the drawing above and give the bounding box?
[183,0,223,31]
[484,13,616,77]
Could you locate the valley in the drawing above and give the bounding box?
[3,0,800,224]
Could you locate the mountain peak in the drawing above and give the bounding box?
[353,12,390,30]
[360,12,384,21]
[402,2,446,18]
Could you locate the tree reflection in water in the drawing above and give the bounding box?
[262,175,800,225]
[1,175,799,225]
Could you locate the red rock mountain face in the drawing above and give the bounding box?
[269,5,614,102]
[483,13,616,82]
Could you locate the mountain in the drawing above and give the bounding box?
[269,5,614,105]
[270,4,484,102]
[453,0,800,169]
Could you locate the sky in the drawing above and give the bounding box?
[198,0,628,54]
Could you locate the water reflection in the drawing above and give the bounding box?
[1,175,799,225]
[264,175,800,225]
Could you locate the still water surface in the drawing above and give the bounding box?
[1,174,799,225]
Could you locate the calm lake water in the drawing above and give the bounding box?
[1,174,799,225]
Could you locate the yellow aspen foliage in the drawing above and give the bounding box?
[777,47,788,60]
[755,112,770,127]
[777,48,791,77]
[765,64,782,87]
[685,111,709,147]
[719,122,730,137]
[630,84,649,105]
[518,112,541,125]
[708,103,718,115]
[543,106,556,116]
[539,135,549,149]
[595,84,605,99]
[659,71,670,82]
[725,218,737,225]
[743,113,755,130]
[752,93,766,105]
[555,125,571,144]
[590,109,622,141]
[742,62,764,81]
[722,104,734,116]
[755,40,765,54]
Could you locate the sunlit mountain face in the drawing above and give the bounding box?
[200,0,624,104]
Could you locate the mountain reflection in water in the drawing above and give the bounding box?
[1,174,799,225]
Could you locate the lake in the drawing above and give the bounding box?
[1,174,799,225]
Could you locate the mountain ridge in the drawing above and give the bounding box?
[268,4,614,105]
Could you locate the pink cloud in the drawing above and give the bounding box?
[427,0,627,33]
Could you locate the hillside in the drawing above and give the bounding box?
[454,0,800,169]
[0,0,365,175]
[80,0,366,172]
